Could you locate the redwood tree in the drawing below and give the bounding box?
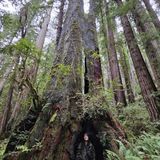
[3,0,127,159]
[83,0,103,93]
[104,1,127,106]
[115,0,160,121]
[132,0,160,89]
[117,39,135,103]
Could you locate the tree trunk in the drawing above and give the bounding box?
[3,1,127,160]
[0,60,18,137]
[83,0,103,94]
[143,0,160,32]
[32,4,53,83]
[6,4,54,133]
[105,2,127,106]
[133,12,160,89]
[98,3,112,91]
[56,0,65,47]
[132,0,160,89]
[115,0,160,121]
[0,64,14,96]
[118,45,135,103]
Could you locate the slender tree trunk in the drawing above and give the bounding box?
[6,4,54,133]
[118,45,135,103]
[0,64,14,96]
[115,0,160,121]
[133,11,160,89]
[32,4,53,83]
[0,84,14,138]
[134,0,160,53]
[83,0,103,94]
[143,0,160,32]
[56,0,65,47]
[105,2,126,106]
[0,58,19,137]
[99,5,111,90]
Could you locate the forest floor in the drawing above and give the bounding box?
[0,98,160,160]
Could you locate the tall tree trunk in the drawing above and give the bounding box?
[115,0,160,121]
[32,3,53,83]
[6,3,54,133]
[83,0,103,94]
[56,0,65,47]
[0,1,32,137]
[118,45,135,103]
[3,1,127,160]
[0,58,19,137]
[132,0,160,89]
[0,83,14,138]
[133,11,160,89]
[104,2,127,106]
[143,0,160,32]
[99,3,112,91]
[0,64,14,96]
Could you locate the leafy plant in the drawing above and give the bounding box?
[105,132,160,160]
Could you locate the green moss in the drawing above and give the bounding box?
[0,139,8,159]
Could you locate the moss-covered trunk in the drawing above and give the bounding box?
[3,0,127,159]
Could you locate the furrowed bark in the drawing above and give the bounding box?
[83,0,103,94]
[3,1,128,159]
[104,1,127,106]
[115,0,160,121]
[118,45,135,103]
[132,0,160,89]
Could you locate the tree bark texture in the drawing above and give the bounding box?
[132,0,160,89]
[56,0,65,47]
[105,2,127,106]
[115,0,160,121]
[5,4,54,135]
[3,1,127,160]
[83,0,103,94]
[118,45,135,103]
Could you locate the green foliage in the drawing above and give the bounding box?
[35,44,54,94]
[50,63,71,88]
[115,0,137,16]
[0,139,8,159]
[51,64,71,77]
[75,87,121,120]
[92,51,100,59]
[49,112,57,123]
[0,13,19,39]
[16,145,30,152]
[15,38,40,58]
[106,132,160,160]
[117,100,154,137]
[1,38,40,59]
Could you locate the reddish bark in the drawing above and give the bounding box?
[115,0,160,121]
